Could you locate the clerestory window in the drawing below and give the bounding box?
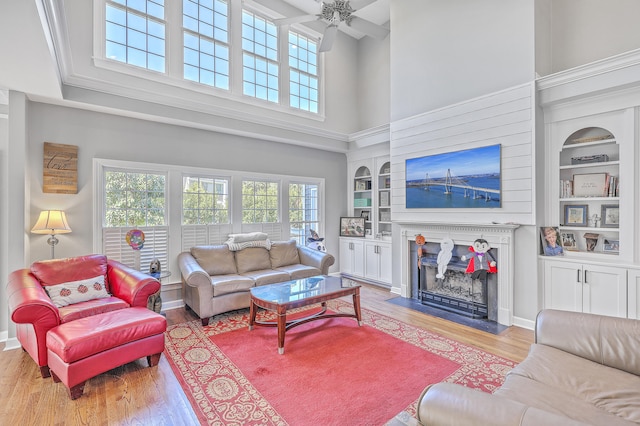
[288,32,318,113]
[183,0,230,89]
[105,0,166,72]
[241,11,279,103]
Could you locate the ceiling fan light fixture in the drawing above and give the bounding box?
[320,0,354,25]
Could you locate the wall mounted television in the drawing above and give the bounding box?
[405,144,501,208]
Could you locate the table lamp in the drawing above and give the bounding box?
[31,210,72,258]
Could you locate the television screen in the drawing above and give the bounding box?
[405,144,501,208]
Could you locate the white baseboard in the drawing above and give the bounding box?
[511,316,535,330]
[3,337,21,351]
[162,299,184,311]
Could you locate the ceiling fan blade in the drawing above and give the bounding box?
[348,16,389,40]
[274,14,319,26]
[319,25,339,52]
[349,0,377,11]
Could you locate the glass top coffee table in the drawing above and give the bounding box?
[249,275,362,354]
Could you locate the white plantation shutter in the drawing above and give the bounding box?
[103,226,169,272]
[181,224,233,251]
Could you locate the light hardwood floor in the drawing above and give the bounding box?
[0,283,533,425]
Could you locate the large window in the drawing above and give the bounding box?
[242,179,279,223]
[102,169,168,272]
[105,0,165,72]
[101,1,322,113]
[288,32,318,113]
[183,0,229,89]
[289,183,319,245]
[182,175,230,224]
[241,11,279,103]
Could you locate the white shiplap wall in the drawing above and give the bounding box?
[390,83,536,226]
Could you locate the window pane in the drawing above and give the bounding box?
[289,30,318,112]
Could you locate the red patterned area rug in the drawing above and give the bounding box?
[164,299,516,425]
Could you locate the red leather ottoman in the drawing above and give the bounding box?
[46,307,167,399]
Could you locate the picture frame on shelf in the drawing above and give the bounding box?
[560,231,578,251]
[572,173,608,197]
[539,227,564,256]
[340,217,365,237]
[564,204,588,227]
[603,238,620,253]
[355,180,367,191]
[600,204,619,228]
[360,210,370,221]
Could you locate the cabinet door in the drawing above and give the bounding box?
[544,260,582,312]
[352,240,365,277]
[364,242,379,280]
[582,265,627,318]
[339,238,354,275]
[377,242,393,283]
[628,269,640,320]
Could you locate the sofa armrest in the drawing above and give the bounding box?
[178,252,212,288]
[535,309,640,376]
[417,383,589,426]
[7,268,60,327]
[297,246,335,275]
[107,260,161,308]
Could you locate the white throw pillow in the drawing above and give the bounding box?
[44,275,111,308]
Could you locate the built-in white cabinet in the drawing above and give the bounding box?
[543,259,627,318]
[339,238,364,277]
[364,240,392,284]
[627,269,640,320]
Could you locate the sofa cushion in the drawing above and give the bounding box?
[269,240,300,268]
[499,344,640,424]
[191,245,237,275]
[211,274,255,297]
[235,247,272,273]
[275,264,321,280]
[241,269,291,286]
[44,275,111,308]
[31,254,108,286]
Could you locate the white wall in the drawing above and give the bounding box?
[25,101,347,276]
[390,0,535,122]
[549,0,640,74]
[0,104,8,338]
[357,34,390,130]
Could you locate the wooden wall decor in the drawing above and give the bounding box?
[43,142,78,194]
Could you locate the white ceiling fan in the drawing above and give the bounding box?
[267,0,389,52]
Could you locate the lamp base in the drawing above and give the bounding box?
[47,234,60,259]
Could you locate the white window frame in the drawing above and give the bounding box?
[94,158,325,283]
[93,0,325,119]
[288,181,320,246]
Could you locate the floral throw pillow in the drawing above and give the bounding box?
[44,275,111,308]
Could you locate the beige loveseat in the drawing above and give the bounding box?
[417,309,640,426]
[178,239,335,325]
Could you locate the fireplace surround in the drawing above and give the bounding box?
[399,223,519,326]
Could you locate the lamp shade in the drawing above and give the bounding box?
[31,210,72,235]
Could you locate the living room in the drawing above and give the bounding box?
[2,0,640,424]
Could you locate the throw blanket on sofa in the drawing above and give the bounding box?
[224,232,272,251]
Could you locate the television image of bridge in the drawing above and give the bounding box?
[405,145,501,209]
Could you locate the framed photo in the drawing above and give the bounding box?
[360,210,370,221]
[340,217,365,237]
[564,204,588,227]
[539,227,564,256]
[603,238,620,253]
[601,204,619,228]
[572,173,607,197]
[560,232,578,251]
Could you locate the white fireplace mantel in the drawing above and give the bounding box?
[399,222,519,326]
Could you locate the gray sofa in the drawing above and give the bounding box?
[178,240,335,325]
[417,309,640,425]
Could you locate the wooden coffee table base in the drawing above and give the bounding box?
[249,285,362,355]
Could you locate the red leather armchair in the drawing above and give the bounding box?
[7,254,161,378]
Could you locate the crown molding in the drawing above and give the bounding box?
[537,48,640,107]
